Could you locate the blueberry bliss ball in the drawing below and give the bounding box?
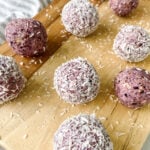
[61,0,99,37]
[113,25,150,62]
[110,0,139,16]
[5,18,47,57]
[0,55,26,104]
[54,57,100,104]
[54,114,113,150]
[114,68,150,108]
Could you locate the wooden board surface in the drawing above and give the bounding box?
[0,0,150,150]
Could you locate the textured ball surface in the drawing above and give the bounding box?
[54,57,100,104]
[114,68,150,108]
[110,0,139,16]
[0,55,26,104]
[113,25,150,62]
[5,18,47,57]
[54,114,113,150]
[61,0,99,37]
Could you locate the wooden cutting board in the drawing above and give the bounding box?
[0,0,150,150]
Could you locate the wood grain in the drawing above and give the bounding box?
[0,0,150,150]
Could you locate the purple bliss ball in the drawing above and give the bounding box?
[54,114,113,150]
[113,25,150,62]
[110,0,139,16]
[0,55,26,104]
[5,18,47,57]
[54,57,100,104]
[114,68,150,108]
[61,0,99,37]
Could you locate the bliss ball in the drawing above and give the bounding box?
[61,0,99,37]
[0,55,26,104]
[110,0,139,16]
[54,114,113,150]
[113,25,150,62]
[54,57,100,104]
[114,68,150,108]
[5,18,47,57]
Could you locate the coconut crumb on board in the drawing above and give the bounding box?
[115,121,119,125]
[115,132,126,138]
[19,62,24,66]
[93,106,100,114]
[23,134,28,139]
[39,59,43,64]
[10,112,14,118]
[110,124,114,130]
[38,102,43,107]
[49,5,53,9]
[60,108,69,116]
[127,111,132,117]
[96,60,104,69]
[35,110,40,114]
[99,117,107,121]
[71,104,75,107]
[129,121,145,130]
[24,65,30,69]
[9,112,25,123]
[138,124,144,129]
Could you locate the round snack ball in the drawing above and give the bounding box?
[54,57,100,104]
[114,68,150,108]
[110,0,139,16]
[113,25,150,62]
[54,114,113,150]
[0,55,26,104]
[61,0,99,37]
[5,18,47,57]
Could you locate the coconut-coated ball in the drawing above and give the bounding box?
[54,114,113,150]
[110,0,139,16]
[61,0,99,37]
[54,57,100,104]
[113,25,150,62]
[114,68,150,108]
[5,18,47,57]
[0,55,26,104]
